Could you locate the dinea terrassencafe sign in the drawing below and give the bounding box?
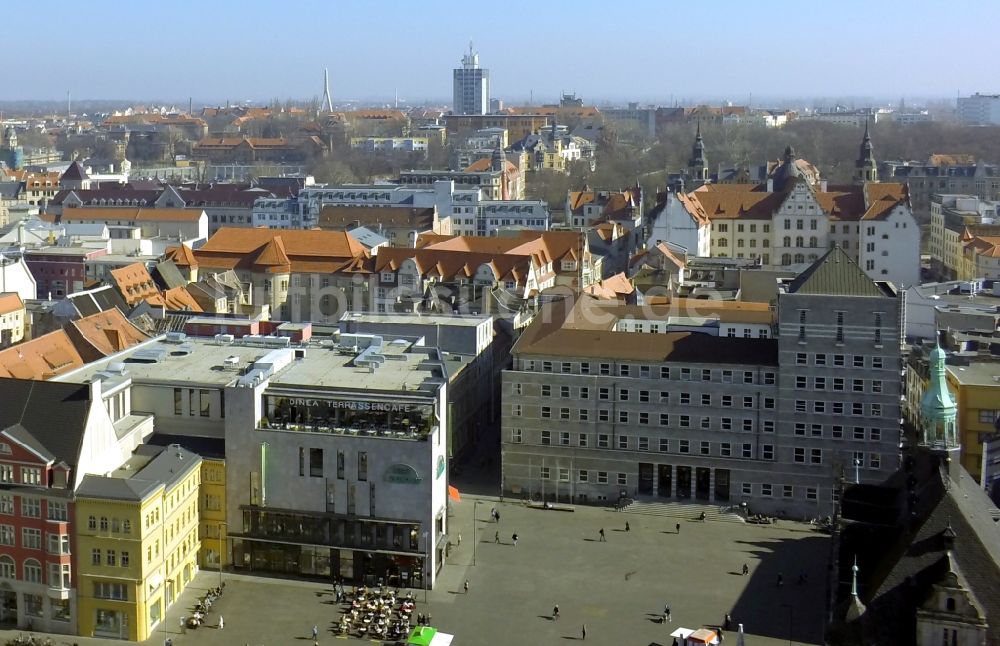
[285,398,414,413]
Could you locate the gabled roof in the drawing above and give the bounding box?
[0,378,93,468]
[192,228,370,274]
[786,246,887,297]
[163,244,198,268]
[582,273,634,300]
[147,286,203,312]
[60,161,89,181]
[374,247,529,285]
[109,263,160,306]
[0,330,85,380]
[64,308,150,361]
[0,292,24,316]
[67,285,130,317]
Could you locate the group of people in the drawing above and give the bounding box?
[335,585,415,641]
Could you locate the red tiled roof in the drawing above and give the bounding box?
[192,228,369,274]
[109,263,160,306]
[0,331,84,380]
[0,293,24,316]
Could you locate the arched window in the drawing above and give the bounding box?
[946,597,956,612]
[88,515,97,530]
[0,555,14,578]
[783,236,791,247]
[795,236,804,247]
[718,237,728,247]
[781,253,792,266]
[809,237,817,248]
[794,253,805,263]
[23,559,41,583]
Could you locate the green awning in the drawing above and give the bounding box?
[408,626,437,646]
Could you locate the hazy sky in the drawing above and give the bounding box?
[5,0,997,105]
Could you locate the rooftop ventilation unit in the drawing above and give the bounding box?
[164,332,187,344]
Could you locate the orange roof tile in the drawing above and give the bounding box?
[193,228,369,274]
[164,244,198,268]
[0,293,24,316]
[147,286,204,312]
[0,330,84,380]
[109,263,160,306]
[583,273,634,300]
[65,309,150,359]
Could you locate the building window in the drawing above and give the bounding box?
[679,440,690,454]
[21,498,40,518]
[578,434,588,447]
[541,406,552,419]
[659,439,669,453]
[174,388,182,415]
[597,472,608,484]
[200,390,211,417]
[578,470,588,483]
[700,441,711,455]
[48,501,68,521]
[511,429,522,444]
[541,385,551,397]
[358,452,368,481]
[22,528,41,549]
[598,434,610,449]
[810,449,823,464]
[761,484,772,497]
[541,431,551,445]
[783,485,794,499]
[794,448,805,463]
[762,445,774,460]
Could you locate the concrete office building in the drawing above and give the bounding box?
[956,93,1000,126]
[57,330,450,589]
[501,246,901,516]
[452,43,489,116]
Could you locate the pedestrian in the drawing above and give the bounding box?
[180,616,186,634]
[417,613,424,625]
[625,521,630,532]
[218,615,224,630]
[512,532,518,546]
[664,604,671,622]
[495,530,500,543]
[464,580,469,594]
[676,522,681,534]
[552,604,559,620]
[599,528,606,541]
[742,563,749,576]
[491,506,497,520]
[426,613,432,626]
[312,625,319,639]
[457,533,462,546]
[582,624,587,640]
[495,511,500,523]
[777,573,783,587]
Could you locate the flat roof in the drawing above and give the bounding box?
[54,334,444,396]
[947,362,1000,388]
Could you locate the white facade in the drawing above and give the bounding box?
[645,192,710,257]
[0,255,38,302]
[956,93,1000,125]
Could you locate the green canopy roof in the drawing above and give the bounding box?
[408,626,437,646]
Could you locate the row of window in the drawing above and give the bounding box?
[522,361,776,384]
[0,555,72,588]
[532,385,773,409]
[795,377,884,393]
[0,526,70,553]
[794,400,884,417]
[742,483,821,501]
[298,448,369,481]
[0,465,44,486]
[519,406,776,432]
[0,495,53,518]
[91,548,130,568]
[794,353,885,369]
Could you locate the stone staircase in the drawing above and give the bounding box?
[613,500,746,524]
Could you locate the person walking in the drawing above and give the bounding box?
[495,510,500,523]
[664,604,671,622]
[495,530,500,543]
[512,533,518,546]
[464,580,469,594]
[582,624,587,640]
[552,604,559,620]
[312,625,319,640]
[676,522,681,534]
[599,528,606,542]
[457,533,462,546]
[491,506,497,521]
[625,521,630,532]
[218,615,224,630]
[180,616,186,634]
[742,563,749,576]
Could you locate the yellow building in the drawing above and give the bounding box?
[76,445,201,641]
[946,362,1000,479]
[198,456,228,572]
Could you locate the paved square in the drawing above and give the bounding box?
[0,495,828,646]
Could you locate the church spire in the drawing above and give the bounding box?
[920,343,958,450]
[855,118,878,183]
[688,121,708,183]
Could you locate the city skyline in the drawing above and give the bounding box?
[3,0,997,105]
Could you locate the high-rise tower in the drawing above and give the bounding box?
[452,42,490,115]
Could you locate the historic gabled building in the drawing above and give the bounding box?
[647,129,920,288]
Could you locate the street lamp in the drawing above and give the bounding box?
[781,603,793,646]
[217,521,229,592]
[473,500,481,566]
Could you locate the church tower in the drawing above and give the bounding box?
[687,121,708,185]
[854,119,878,184]
[919,344,959,455]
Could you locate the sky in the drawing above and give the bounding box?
[4,0,998,106]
